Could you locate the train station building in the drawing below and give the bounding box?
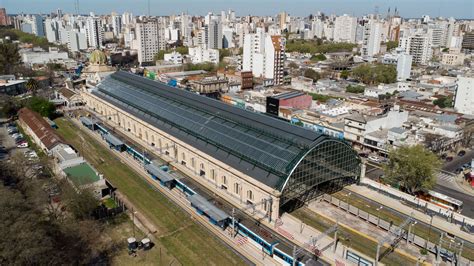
[82,71,361,221]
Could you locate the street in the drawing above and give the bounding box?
[365,163,474,218]
[442,149,474,172]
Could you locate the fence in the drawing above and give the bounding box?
[322,194,472,265]
[360,177,474,232]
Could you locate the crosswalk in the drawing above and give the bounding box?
[437,171,456,183]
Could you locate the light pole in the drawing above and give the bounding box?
[426,214,434,249]
[376,206,383,227]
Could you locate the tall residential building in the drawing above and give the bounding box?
[362,20,382,57]
[188,46,219,64]
[206,19,223,49]
[399,34,432,65]
[462,31,474,52]
[134,19,162,65]
[111,14,122,38]
[333,14,357,43]
[32,14,45,37]
[242,29,285,85]
[59,28,87,52]
[454,76,474,115]
[278,12,288,30]
[44,18,59,43]
[86,17,103,48]
[0,8,9,26]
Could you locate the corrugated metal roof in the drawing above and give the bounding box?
[92,71,329,190]
[80,116,94,126]
[144,163,174,182]
[187,194,228,222]
[104,133,124,146]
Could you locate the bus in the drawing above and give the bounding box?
[425,190,463,213]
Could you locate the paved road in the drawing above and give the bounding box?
[365,164,474,218]
[442,149,474,172]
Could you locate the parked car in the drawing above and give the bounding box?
[17,142,29,148]
[368,155,380,163]
[458,150,466,157]
[445,156,454,162]
[440,153,447,160]
[15,138,25,144]
[358,153,369,158]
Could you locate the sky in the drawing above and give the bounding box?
[1,0,473,18]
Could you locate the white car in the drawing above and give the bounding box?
[368,155,380,163]
[17,142,29,148]
[26,151,38,158]
[11,133,22,139]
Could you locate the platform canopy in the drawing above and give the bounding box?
[188,194,228,222]
[104,133,124,147]
[145,163,174,183]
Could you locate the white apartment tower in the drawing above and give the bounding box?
[206,19,223,49]
[396,53,413,81]
[135,19,162,65]
[86,17,103,48]
[454,76,474,115]
[399,34,432,65]
[111,14,122,37]
[333,14,357,43]
[362,20,382,57]
[242,28,285,85]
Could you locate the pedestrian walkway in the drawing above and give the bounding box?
[347,184,474,242]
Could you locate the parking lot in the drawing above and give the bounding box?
[0,119,43,176]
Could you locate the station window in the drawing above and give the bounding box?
[234,183,240,195]
[222,175,227,185]
[247,190,253,201]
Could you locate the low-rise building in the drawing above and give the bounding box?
[163,51,183,64]
[441,52,465,66]
[188,46,219,64]
[266,91,312,116]
[18,108,65,153]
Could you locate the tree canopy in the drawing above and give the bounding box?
[286,39,357,54]
[433,95,453,108]
[303,68,321,81]
[383,145,441,194]
[0,42,22,75]
[25,96,56,118]
[351,63,397,85]
[345,84,365,94]
[385,41,399,51]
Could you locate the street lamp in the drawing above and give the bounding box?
[376,206,383,227]
[425,214,434,249]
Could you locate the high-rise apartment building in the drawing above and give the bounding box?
[454,76,474,115]
[362,20,382,57]
[206,19,223,49]
[399,33,432,65]
[32,14,45,37]
[86,17,103,48]
[0,8,9,26]
[462,31,474,52]
[396,53,413,81]
[333,14,357,43]
[44,18,59,43]
[134,19,163,65]
[111,14,122,38]
[242,29,285,85]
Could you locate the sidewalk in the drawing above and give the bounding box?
[455,175,474,197]
[346,184,474,242]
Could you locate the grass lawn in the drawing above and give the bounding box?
[104,213,177,266]
[332,191,474,261]
[54,117,244,266]
[292,208,417,266]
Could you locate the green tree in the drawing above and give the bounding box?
[219,48,232,61]
[25,96,56,118]
[383,145,441,194]
[308,93,332,103]
[345,85,365,94]
[433,95,453,108]
[340,70,350,79]
[175,46,189,55]
[26,78,39,95]
[288,62,299,69]
[0,43,22,75]
[62,185,99,220]
[154,50,166,61]
[352,63,396,85]
[303,68,320,81]
[310,53,327,62]
[385,41,399,51]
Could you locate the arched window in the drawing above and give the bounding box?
[234,183,240,195]
[247,190,253,200]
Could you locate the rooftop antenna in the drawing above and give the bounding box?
[148,0,151,16]
[74,0,79,15]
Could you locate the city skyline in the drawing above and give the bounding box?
[2,0,474,18]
